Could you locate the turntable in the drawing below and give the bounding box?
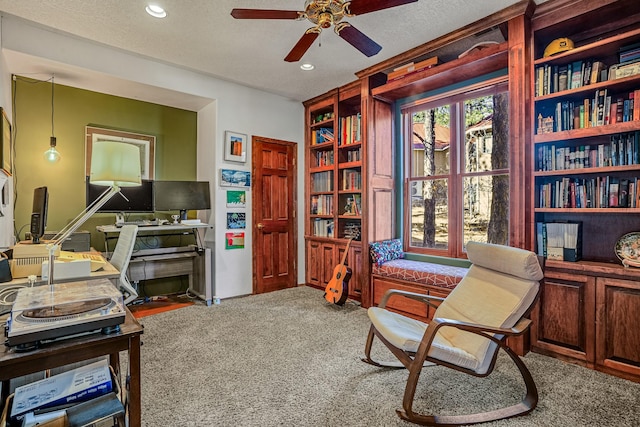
[5,279,125,349]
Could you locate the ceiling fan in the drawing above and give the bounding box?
[231,0,419,62]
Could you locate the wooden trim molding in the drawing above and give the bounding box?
[355,0,535,79]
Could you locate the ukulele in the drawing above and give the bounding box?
[324,234,357,306]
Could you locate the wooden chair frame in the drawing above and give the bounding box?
[362,288,539,426]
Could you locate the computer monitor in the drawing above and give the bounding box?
[30,186,48,244]
[154,181,211,220]
[86,178,154,212]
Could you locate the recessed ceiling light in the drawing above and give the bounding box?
[300,63,315,71]
[146,4,167,18]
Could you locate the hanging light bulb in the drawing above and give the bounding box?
[44,136,61,163]
[43,75,61,163]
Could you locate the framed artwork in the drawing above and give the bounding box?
[224,131,247,163]
[226,190,246,208]
[225,232,245,249]
[226,212,246,229]
[85,126,156,179]
[220,169,251,188]
[1,108,11,175]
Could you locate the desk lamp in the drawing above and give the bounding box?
[46,141,142,288]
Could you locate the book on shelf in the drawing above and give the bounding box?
[387,56,439,81]
[537,222,582,261]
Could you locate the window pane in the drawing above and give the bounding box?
[411,106,451,177]
[462,174,509,246]
[464,93,509,173]
[409,179,448,249]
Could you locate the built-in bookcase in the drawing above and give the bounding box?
[530,0,640,384]
[533,24,640,262]
[303,82,365,301]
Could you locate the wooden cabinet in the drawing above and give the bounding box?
[304,82,366,301]
[531,260,640,382]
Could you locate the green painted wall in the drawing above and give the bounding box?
[12,77,197,270]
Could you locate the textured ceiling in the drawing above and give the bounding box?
[0,0,546,106]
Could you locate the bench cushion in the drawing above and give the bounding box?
[369,239,404,266]
[372,259,467,290]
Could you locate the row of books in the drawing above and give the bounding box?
[338,113,361,146]
[344,147,361,163]
[341,169,361,191]
[342,221,361,240]
[536,88,640,134]
[311,127,334,145]
[536,132,640,171]
[535,59,610,97]
[619,42,640,65]
[314,150,334,167]
[538,175,640,209]
[536,221,582,261]
[310,195,333,215]
[313,219,334,238]
[311,171,333,192]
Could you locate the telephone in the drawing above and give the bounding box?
[58,250,107,271]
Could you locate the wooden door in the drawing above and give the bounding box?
[252,136,297,294]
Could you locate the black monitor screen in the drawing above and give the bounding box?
[30,186,48,243]
[86,178,154,212]
[154,181,211,211]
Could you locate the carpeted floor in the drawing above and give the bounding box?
[135,286,640,426]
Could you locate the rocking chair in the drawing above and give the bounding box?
[363,241,544,426]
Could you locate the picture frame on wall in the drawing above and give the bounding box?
[226,190,246,208]
[1,108,11,175]
[220,169,251,188]
[85,126,156,180]
[224,131,247,163]
[226,212,246,229]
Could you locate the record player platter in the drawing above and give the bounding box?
[5,279,125,348]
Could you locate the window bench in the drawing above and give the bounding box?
[371,259,468,321]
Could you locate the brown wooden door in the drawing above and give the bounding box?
[252,136,297,294]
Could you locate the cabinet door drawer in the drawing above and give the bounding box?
[596,277,640,381]
[532,271,595,364]
[372,276,429,320]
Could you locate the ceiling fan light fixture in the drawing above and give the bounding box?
[300,63,315,71]
[146,4,167,18]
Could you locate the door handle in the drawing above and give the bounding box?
[257,223,265,229]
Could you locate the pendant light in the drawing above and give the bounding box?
[43,75,61,163]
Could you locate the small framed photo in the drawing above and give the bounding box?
[224,131,247,163]
[220,169,251,188]
[226,190,246,208]
[226,212,246,229]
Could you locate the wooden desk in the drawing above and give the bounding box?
[0,308,143,427]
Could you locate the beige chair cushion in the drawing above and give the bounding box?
[466,240,543,282]
[368,307,480,371]
[369,242,542,374]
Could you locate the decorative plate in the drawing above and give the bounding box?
[615,232,640,267]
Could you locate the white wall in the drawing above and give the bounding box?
[0,15,306,297]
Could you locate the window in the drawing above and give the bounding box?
[403,81,509,258]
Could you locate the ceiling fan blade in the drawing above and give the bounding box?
[285,31,320,62]
[230,9,301,20]
[347,0,418,16]
[337,24,382,57]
